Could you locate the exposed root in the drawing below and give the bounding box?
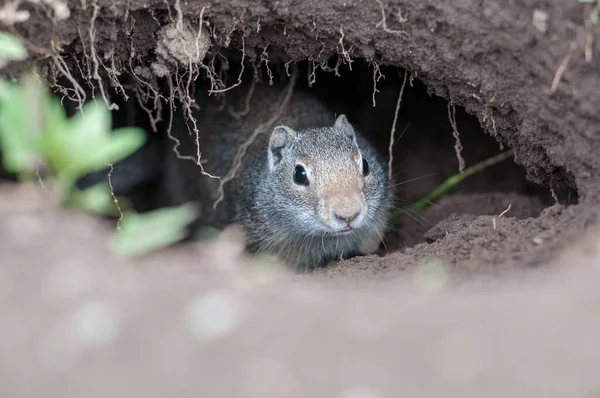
[165,77,218,179]
[337,25,354,71]
[212,66,299,210]
[89,2,118,110]
[549,184,559,204]
[498,203,512,218]
[153,0,213,112]
[76,25,95,95]
[307,60,317,86]
[134,85,161,132]
[35,167,47,192]
[195,6,210,60]
[408,71,416,87]
[374,0,409,37]
[50,44,86,109]
[387,71,408,182]
[228,76,257,120]
[369,59,385,107]
[480,95,499,141]
[208,36,246,94]
[284,60,294,77]
[182,60,209,176]
[551,42,575,93]
[101,49,129,101]
[107,163,123,230]
[448,102,465,173]
[493,203,512,230]
[158,3,222,179]
[260,45,274,86]
[306,46,345,87]
[128,63,165,133]
[173,0,184,30]
[223,15,240,48]
[72,55,93,93]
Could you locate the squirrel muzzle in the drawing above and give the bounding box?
[327,192,367,231]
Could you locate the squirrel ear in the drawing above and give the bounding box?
[334,114,356,139]
[268,125,296,170]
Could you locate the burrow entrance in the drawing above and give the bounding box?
[2,0,591,273]
[67,55,576,266]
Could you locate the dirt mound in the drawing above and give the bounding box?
[2,0,599,273]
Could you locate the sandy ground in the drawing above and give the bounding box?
[2,184,600,397]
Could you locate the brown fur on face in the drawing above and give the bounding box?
[292,149,370,231]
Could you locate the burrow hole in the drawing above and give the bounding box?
[63,56,576,255]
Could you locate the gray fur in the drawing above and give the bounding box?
[162,82,393,269]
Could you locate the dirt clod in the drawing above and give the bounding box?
[154,20,211,72]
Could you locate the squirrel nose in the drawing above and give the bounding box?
[334,210,360,223]
[333,207,362,223]
[330,194,364,225]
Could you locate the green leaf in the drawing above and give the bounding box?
[42,101,145,186]
[109,204,199,257]
[0,32,27,66]
[42,101,109,179]
[73,126,146,175]
[66,183,126,216]
[0,79,40,177]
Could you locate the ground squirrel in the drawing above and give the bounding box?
[162,80,393,271]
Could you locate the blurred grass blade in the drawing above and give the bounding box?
[391,149,515,220]
[109,204,199,257]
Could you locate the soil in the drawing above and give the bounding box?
[2,183,600,397]
[2,0,600,394]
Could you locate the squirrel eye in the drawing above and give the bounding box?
[362,158,370,177]
[293,165,309,186]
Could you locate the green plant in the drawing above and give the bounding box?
[0,33,198,257]
[0,71,145,214]
[391,149,515,221]
[109,204,199,257]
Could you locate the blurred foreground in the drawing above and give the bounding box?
[1,184,600,398]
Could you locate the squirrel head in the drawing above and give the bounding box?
[264,114,387,237]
